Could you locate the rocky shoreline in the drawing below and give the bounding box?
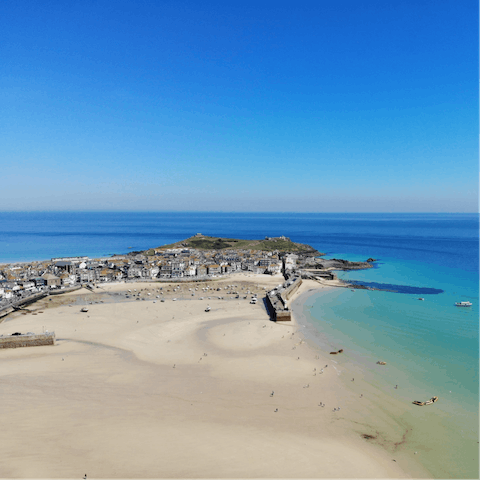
[316,258,374,271]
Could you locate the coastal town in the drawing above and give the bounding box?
[0,234,373,316]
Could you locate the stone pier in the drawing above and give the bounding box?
[0,332,55,349]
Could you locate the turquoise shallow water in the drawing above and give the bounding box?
[301,255,478,478]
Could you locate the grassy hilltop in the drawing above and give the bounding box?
[151,235,321,254]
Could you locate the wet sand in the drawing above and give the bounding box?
[0,273,430,478]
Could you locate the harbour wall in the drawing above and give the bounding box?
[266,276,302,322]
[49,286,82,295]
[0,292,48,318]
[0,286,82,319]
[0,332,55,349]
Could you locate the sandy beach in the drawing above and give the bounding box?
[0,273,431,478]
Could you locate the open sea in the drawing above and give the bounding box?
[0,211,478,477]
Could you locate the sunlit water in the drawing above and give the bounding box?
[1,211,478,477]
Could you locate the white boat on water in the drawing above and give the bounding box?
[455,301,472,307]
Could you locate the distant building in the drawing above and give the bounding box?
[41,273,61,287]
[51,256,89,263]
[207,265,221,275]
[55,261,75,274]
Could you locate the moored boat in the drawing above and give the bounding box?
[412,396,438,406]
[376,361,387,365]
[455,301,472,307]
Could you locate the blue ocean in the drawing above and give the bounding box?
[1,211,478,476]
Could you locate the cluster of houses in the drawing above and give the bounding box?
[0,246,303,304]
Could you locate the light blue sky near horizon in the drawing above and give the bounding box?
[1,0,478,212]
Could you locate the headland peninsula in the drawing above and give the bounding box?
[0,234,374,317]
[0,235,433,478]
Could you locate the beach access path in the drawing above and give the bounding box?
[0,273,430,478]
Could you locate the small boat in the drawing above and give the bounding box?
[412,396,438,406]
[330,351,338,355]
[418,298,424,301]
[455,301,472,307]
[376,361,387,365]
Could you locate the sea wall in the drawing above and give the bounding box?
[49,286,82,295]
[0,292,48,317]
[266,276,302,322]
[283,276,302,300]
[0,332,55,349]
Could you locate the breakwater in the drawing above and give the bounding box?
[0,331,55,349]
[266,276,302,321]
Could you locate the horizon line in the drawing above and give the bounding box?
[0,210,478,215]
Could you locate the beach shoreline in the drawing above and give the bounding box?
[288,283,479,479]
[0,273,432,477]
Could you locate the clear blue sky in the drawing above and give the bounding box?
[1,0,478,212]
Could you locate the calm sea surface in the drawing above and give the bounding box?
[1,211,478,476]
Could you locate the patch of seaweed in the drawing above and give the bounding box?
[348,280,443,295]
